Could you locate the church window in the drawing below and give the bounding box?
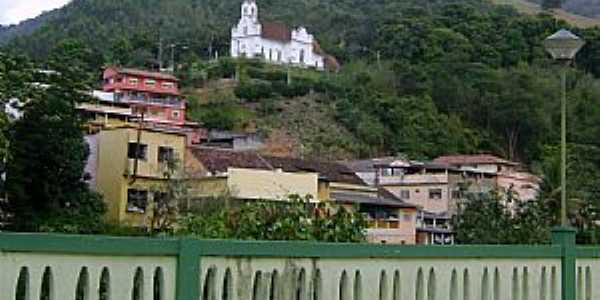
[243,26,248,35]
[277,51,282,62]
[269,49,273,61]
[251,7,255,15]
[244,7,248,15]
[300,50,305,64]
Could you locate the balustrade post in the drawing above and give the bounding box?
[177,238,201,300]
[552,227,577,300]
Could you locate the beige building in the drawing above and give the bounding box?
[433,154,542,208]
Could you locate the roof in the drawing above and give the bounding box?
[263,156,364,185]
[330,190,417,209]
[433,154,519,166]
[261,22,292,42]
[105,66,178,82]
[188,147,272,173]
[188,148,364,184]
[341,157,414,172]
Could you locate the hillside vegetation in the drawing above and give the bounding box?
[2,0,600,234]
[493,0,600,27]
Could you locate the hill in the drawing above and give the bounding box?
[492,0,600,27]
[0,7,62,45]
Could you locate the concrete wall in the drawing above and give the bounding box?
[386,183,450,214]
[0,253,177,300]
[0,231,588,300]
[200,256,561,300]
[227,168,318,201]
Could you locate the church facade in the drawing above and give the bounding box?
[230,0,326,70]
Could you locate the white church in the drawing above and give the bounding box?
[230,0,331,71]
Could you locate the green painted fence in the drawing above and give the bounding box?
[0,227,591,300]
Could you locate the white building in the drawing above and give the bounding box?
[231,0,328,70]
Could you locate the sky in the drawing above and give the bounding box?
[0,0,71,25]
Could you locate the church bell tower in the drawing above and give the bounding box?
[241,0,258,23]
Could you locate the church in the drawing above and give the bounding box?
[230,0,335,71]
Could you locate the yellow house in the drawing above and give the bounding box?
[91,126,187,226]
[186,148,319,201]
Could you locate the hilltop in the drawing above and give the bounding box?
[492,0,600,27]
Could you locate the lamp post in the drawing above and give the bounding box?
[543,29,585,227]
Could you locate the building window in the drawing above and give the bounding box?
[127,189,148,213]
[429,189,443,200]
[172,111,181,119]
[162,82,174,89]
[400,190,410,199]
[129,78,139,85]
[403,213,413,222]
[299,49,305,64]
[269,49,272,61]
[158,147,174,163]
[145,79,156,87]
[277,51,282,62]
[381,168,393,177]
[128,143,148,160]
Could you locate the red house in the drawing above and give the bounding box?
[103,67,186,126]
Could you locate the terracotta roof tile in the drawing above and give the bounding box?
[263,156,365,185]
[261,22,292,42]
[188,147,272,173]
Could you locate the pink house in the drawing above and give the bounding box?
[102,67,186,126]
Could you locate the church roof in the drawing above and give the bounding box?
[261,22,292,42]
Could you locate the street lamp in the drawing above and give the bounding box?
[543,29,585,227]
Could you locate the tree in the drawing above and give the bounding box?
[147,158,190,233]
[178,194,367,242]
[453,192,553,244]
[4,46,105,233]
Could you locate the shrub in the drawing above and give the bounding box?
[234,82,273,102]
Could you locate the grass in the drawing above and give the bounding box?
[492,0,600,28]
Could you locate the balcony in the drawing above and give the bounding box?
[116,94,185,109]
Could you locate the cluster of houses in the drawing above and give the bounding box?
[79,66,541,245]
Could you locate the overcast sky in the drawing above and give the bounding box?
[0,0,71,25]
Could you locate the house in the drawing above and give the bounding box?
[342,157,499,245]
[231,0,338,71]
[88,126,187,226]
[330,189,418,244]
[433,154,541,206]
[197,129,264,151]
[253,155,418,244]
[186,147,319,202]
[187,150,418,244]
[102,67,186,126]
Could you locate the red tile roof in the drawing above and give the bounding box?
[188,147,272,173]
[433,154,519,166]
[261,22,292,42]
[188,147,364,184]
[263,156,364,185]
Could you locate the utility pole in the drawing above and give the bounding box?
[170,44,176,73]
[158,37,164,71]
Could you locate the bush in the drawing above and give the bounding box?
[247,67,288,82]
[178,195,367,242]
[234,82,273,102]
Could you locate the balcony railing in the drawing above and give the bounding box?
[116,95,185,108]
